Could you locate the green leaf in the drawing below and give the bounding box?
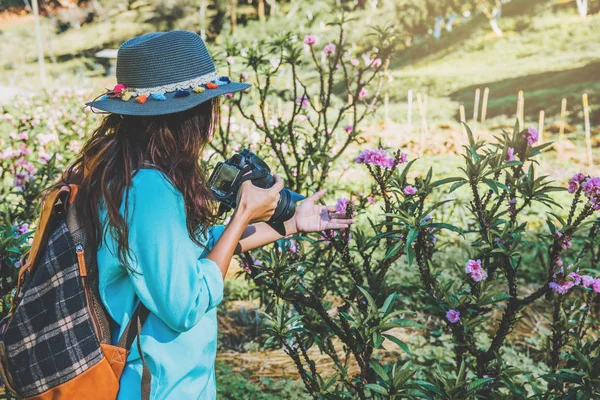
[382,334,411,356]
[466,378,494,393]
[365,384,389,395]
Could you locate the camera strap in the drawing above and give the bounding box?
[231,169,270,192]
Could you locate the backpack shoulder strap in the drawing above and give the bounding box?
[117,303,151,400]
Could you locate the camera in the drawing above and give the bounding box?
[208,149,304,236]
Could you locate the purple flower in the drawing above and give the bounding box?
[465,259,482,274]
[569,272,582,285]
[593,279,600,293]
[471,268,488,282]
[358,88,368,100]
[581,177,600,210]
[356,149,396,169]
[350,58,359,66]
[403,185,417,195]
[581,275,596,288]
[336,198,351,213]
[15,223,28,236]
[323,43,336,55]
[568,173,587,194]
[370,58,382,68]
[344,125,353,133]
[295,95,309,108]
[367,196,375,204]
[506,147,517,162]
[465,259,488,282]
[523,128,539,146]
[304,35,317,46]
[446,310,460,324]
[399,152,408,164]
[549,281,575,295]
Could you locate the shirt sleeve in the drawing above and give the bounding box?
[123,169,224,332]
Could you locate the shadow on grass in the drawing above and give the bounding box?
[450,61,600,125]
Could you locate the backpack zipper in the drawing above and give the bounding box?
[75,244,101,341]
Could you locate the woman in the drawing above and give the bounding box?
[71,31,353,399]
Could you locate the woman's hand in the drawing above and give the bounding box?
[234,174,284,224]
[285,189,354,235]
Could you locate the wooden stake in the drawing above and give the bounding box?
[416,93,428,156]
[481,87,489,123]
[459,105,466,136]
[407,89,413,134]
[583,93,593,167]
[517,90,524,127]
[559,98,567,139]
[473,88,481,122]
[538,110,545,144]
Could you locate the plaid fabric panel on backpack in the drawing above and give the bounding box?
[3,218,103,397]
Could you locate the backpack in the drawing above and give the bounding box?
[0,184,151,400]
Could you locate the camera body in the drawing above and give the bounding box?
[208,149,304,235]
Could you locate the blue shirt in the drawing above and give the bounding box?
[97,169,225,399]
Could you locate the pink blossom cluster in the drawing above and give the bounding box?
[446,310,460,324]
[355,149,407,170]
[404,185,417,195]
[295,95,309,108]
[556,232,572,250]
[568,173,587,193]
[522,128,539,146]
[506,147,517,162]
[336,198,352,214]
[581,177,600,210]
[550,271,600,295]
[323,43,336,55]
[465,259,488,282]
[304,35,317,46]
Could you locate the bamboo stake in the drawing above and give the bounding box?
[459,105,467,136]
[407,89,413,134]
[559,98,567,139]
[481,87,489,123]
[583,93,593,167]
[517,90,524,127]
[416,93,427,156]
[473,88,481,122]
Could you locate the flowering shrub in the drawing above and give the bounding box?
[0,89,98,319]
[243,123,600,398]
[216,14,397,193]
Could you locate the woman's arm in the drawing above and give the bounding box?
[206,176,284,278]
[234,189,354,254]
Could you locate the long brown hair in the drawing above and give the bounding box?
[53,98,220,269]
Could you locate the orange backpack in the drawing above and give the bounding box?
[0,184,150,399]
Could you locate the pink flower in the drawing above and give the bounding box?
[323,43,336,55]
[358,88,368,100]
[471,268,488,282]
[465,259,482,274]
[356,149,395,169]
[350,58,359,66]
[506,147,517,162]
[446,310,460,324]
[465,259,488,282]
[523,128,539,146]
[225,93,233,98]
[367,196,375,204]
[344,125,353,133]
[18,131,28,141]
[549,280,575,295]
[304,35,317,46]
[240,72,249,81]
[288,240,298,254]
[568,173,587,194]
[556,231,572,250]
[569,272,582,285]
[403,185,417,195]
[226,56,235,65]
[581,275,595,288]
[593,279,600,293]
[336,198,351,213]
[399,152,408,164]
[370,58,382,68]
